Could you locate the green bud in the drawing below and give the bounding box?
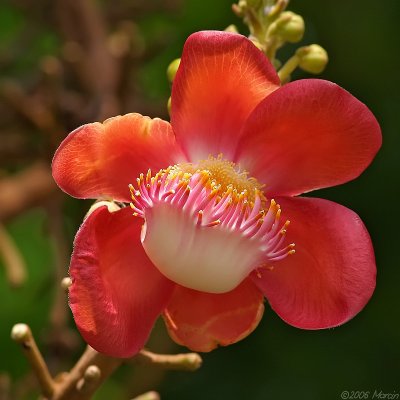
[266,0,289,18]
[246,0,262,8]
[167,96,172,116]
[272,58,282,70]
[167,58,181,83]
[225,24,239,33]
[249,36,264,51]
[296,44,328,74]
[232,0,248,17]
[273,11,305,43]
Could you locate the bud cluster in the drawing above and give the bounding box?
[231,0,328,82]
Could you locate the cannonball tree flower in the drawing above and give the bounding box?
[52,31,381,357]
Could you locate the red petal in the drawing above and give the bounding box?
[52,113,185,202]
[171,31,280,162]
[251,196,376,329]
[236,79,382,196]
[69,206,175,357]
[163,279,264,352]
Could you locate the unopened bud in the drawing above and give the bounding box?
[246,0,262,8]
[296,44,328,74]
[273,11,305,43]
[249,36,264,51]
[231,3,244,17]
[167,58,181,83]
[225,24,239,33]
[167,97,172,116]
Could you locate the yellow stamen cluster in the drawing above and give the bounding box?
[174,154,265,204]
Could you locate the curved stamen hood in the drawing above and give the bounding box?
[129,160,294,293]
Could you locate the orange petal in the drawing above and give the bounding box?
[163,279,264,352]
[236,79,382,196]
[251,196,376,329]
[171,31,279,162]
[69,206,175,357]
[53,113,186,202]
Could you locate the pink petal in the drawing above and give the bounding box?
[235,79,382,196]
[251,196,376,329]
[52,113,185,202]
[163,279,264,352]
[69,205,175,357]
[171,31,280,162]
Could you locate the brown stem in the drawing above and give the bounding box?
[56,0,120,120]
[46,199,71,333]
[52,346,121,400]
[13,324,203,400]
[11,324,55,398]
[134,349,202,372]
[132,391,160,400]
[0,162,57,222]
[0,224,27,288]
[0,372,11,400]
[0,80,65,139]
[75,365,102,395]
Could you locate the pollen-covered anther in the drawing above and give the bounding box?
[129,166,295,293]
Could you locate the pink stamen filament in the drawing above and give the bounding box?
[129,168,295,266]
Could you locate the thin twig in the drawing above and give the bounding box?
[0,80,65,138]
[75,365,101,395]
[131,391,160,400]
[55,0,120,120]
[11,324,55,398]
[52,346,121,400]
[0,223,27,288]
[0,162,57,222]
[134,349,202,371]
[46,199,71,335]
[0,372,11,400]
[12,321,203,400]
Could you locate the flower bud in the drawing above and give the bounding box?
[167,96,172,116]
[273,11,305,43]
[167,58,181,83]
[296,44,328,74]
[225,24,239,33]
[246,0,262,8]
[249,36,264,51]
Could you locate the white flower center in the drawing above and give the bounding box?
[129,158,294,293]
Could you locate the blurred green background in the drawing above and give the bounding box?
[0,0,399,399]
